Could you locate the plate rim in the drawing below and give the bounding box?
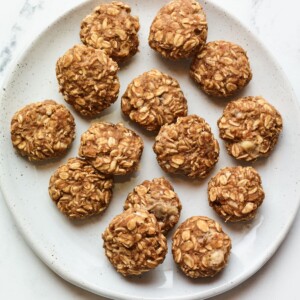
[1,0,300,299]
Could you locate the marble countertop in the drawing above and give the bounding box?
[1,0,300,299]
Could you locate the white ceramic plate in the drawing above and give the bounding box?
[1,0,300,299]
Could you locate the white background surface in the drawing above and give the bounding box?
[0,0,300,299]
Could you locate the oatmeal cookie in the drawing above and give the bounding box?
[190,41,252,97]
[208,166,265,222]
[149,0,207,59]
[172,216,231,278]
[80,1,140,62]
[79,122,144,175]
[153,115,219,179]
[49,157,113,219]
[102,208,168,276]
[121,69,188,131]
[10,100,75,161]
[56,44,119,117]
[218,96,283,161]
[124,177,182,234]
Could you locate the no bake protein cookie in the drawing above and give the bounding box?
[80,1,140,62]
[56,44,119,117]
[10,100,75,161]
[153,115,219,179]
[208,166,265,222]
[102,208,168,276]
[172,216,231,278]
[190,40,252,97]
[121,69,188,131]
[218,96,283,161]
[49,157,113,219]
[149,0,207,59]
[79,122,144,175]
[124,177,182,234]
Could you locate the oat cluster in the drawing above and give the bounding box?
[102,208,168,276]
[172,216,231,278]
[121,69,188,131]
[208,166,265,222]
[149,0,207,59]
[124,177,182,234]
[10,100,75,161]
[218,96,283,161]
[49,157,113,219]
[80,1,140,62]
[79,122,144,175]
[190,41,252,97]
[153,115,219,179]
[56,44,120,117]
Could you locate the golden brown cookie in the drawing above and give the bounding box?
[218,96,283,161]
[79,122,144,175]
[80,1,140,62]
[121,69,188,131]
[102,208,168,276]
[208,166,265,222]
[10,100,75,161]
[124,177,182,234]
[149,0,207,59]
[49,157,113,219]
[172,216,231,278]
[153,115,219,179]
[56,44,119,117]
[190,41,252,97]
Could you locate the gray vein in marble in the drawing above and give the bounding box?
[20,0,44,17]
[0,0,44,78]
[250,0,263,34]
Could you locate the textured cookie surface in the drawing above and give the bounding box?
[153,115,219,179]
[102,208,168,276]
[80,1,140,62]
[218,96,283,161]
[121,69,188,131]
[149,0,207,59]
[49,157,113,219]
[172,216,231,278]
[79,122,144,175]
[208,166,265,222]
[11,100,75,161]
[124,177,182,234]
[56,44,119,117]
[190,40,252,97]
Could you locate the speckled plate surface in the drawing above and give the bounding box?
[1,0,300,299]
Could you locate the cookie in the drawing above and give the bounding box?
[218,96,283,161]
[79,122,144,175]
[102,208,168,276]
[153,115,219,179]
[149,0,207,59]
[190,41,252,97]
[56,44,119,117]
[121,69,188,131]
[124,177,182,234]
[49,157,113,219]
[10,100,75,161]
[80,1,140,62]
[172,216,231,278]
[208,166,265,222]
